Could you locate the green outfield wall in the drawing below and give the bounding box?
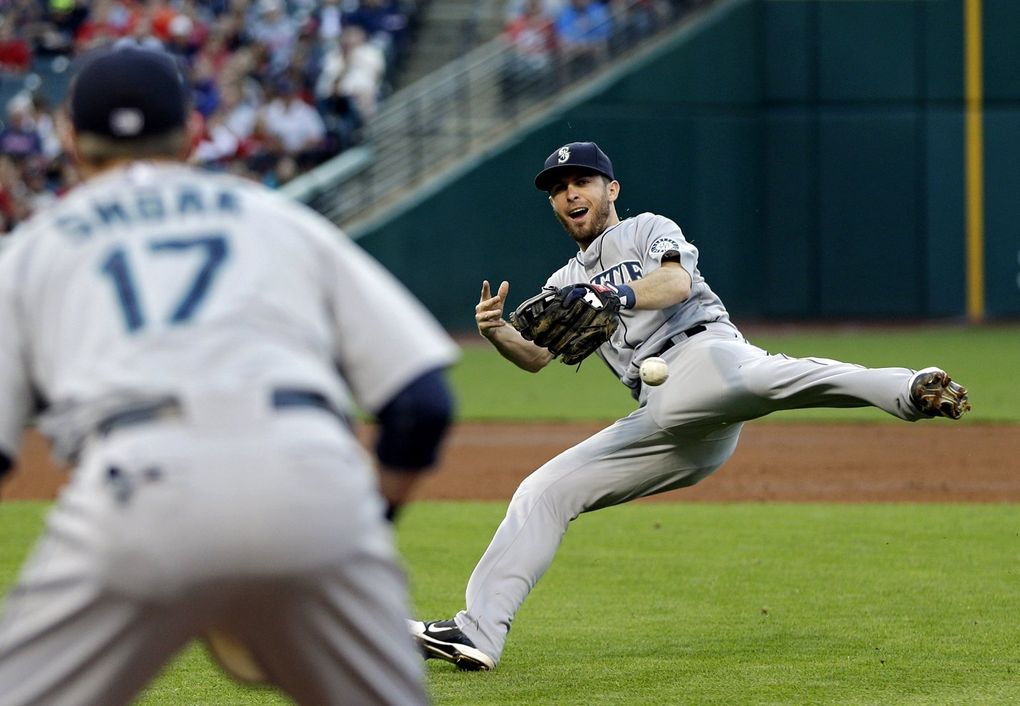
[357,0,1020,330]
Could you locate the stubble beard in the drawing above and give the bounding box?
[556,193,611,249]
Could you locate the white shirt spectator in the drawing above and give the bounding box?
[192,120,241,164]
[315,26,386,119]
[260,91,326,154]
[219,83,260,143]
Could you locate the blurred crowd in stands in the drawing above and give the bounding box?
[500,0,707,101]
[0,0,707,235]
[0,0,418,234]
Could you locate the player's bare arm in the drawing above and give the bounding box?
[627,261,692,310]
[377,467,420,516]
[476,280,553,372]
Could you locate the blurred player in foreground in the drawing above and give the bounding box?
[0,43,458,705]
[409,140,971,671]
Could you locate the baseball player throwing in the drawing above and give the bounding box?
[409,141,970,671]
[0,45,458,705]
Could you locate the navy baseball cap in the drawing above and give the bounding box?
[534,141,615,191]
[70,44,190,139]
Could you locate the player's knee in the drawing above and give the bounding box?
[510,472,585,524]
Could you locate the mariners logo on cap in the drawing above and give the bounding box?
[557,146,570,163]
[109,108,145,137]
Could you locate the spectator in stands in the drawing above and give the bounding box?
[73,0,140,51]
[344,0,409,69]
[288,20,326,97]
[165,13,201,63]
[207,4,248,53]
[220,73,262,145]
[20,155,57,213]
[147,0,180,43]
[316,25,386,124]
[0,0,427,234]
[191,107,242,166]
[191,76,261,168]
[249,0,297,73]
[30,94,62,160]
[609,0,673,48]
[505,0,565,21]
[554,0,612,78]
[0,15,32,74]
[256,75,328,170]
[192,22,234,80]
[311,0,345,45]
[501,0,558,103]
[31,0,87,57]
[190,51,221,118]
[0,95,43,161]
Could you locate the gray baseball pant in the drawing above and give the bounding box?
[0,409,426,705]
[455,325,927,664]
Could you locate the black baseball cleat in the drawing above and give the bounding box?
[910,367,971,419]
[407,619,495,671]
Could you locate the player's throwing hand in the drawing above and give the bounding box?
[476,280,510,338]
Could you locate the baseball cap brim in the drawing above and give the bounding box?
[534,164,614,192]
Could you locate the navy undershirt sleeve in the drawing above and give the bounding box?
[0,448,12,479]
[375,367,454,471]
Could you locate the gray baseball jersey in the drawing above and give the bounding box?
[452,211,935,667]
[545,212,733,389]
[0,162,458,705]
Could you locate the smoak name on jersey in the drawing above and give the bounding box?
[53,185,242,241]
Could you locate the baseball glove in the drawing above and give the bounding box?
[509,283,621,365]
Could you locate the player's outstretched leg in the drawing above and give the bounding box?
[407,619,495,671]
[910,367,971,419]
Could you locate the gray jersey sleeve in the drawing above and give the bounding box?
[301,213,459,414]
[0,242,36,460]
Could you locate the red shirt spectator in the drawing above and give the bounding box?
[0,22,31,73]
[505,0,558,67]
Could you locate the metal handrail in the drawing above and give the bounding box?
[288,1,705,231]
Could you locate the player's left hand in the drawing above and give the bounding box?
[476,280,510,340]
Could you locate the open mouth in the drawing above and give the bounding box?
[568,207,589,220]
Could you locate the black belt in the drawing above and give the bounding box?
[96,388,347,436]
[653,324,707,358]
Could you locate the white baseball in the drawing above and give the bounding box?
[639,356,670,386]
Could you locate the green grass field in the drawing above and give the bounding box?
[450,324,1020,422]
[1,502,1018,705]
[1,324,1018,704]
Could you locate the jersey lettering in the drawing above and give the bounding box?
[95,201,131,227]
[136,192,166,221]
[591,260,642,287]
[99,233,230,333]
[57,188,241,241]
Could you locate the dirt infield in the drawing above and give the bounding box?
[3,423,1017,503]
